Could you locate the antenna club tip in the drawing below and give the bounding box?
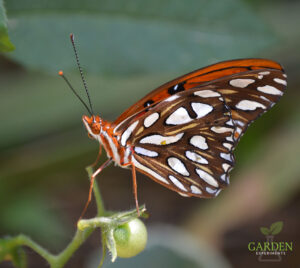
[70,33,74,41]
[58,70,64,76]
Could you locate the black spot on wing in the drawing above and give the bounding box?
[168,82,185,95]
[143,99,154,108]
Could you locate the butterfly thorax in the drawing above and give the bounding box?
[82,115,131,167]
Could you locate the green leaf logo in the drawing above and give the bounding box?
[260,221,283,236]
[270,221,283,235]
[260,227,270,235]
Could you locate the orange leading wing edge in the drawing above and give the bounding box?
[113,58,283,125]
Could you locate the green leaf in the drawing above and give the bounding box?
[260,227,270,235]
[0,0,15,52]
[270,221,283,235]
[0,192,68,249]
[5,0,276,75]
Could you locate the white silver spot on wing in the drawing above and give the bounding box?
[222,163,231,172]
[134,147,158,157]
[235,120,245,127]
[273,78,287,86]
[229,79,255,88]
[169,175,187,191]
[211,126,233,133]
[132,156,169,184]
[165,107,191,125]
[194,90,220,98]
[226,136,234,142]
[220,174,227,181]
[191,102,213,118]
[167,157,189,176]
[185,151,208,164]
[223,143,233,150]
[121,121,139,146]
[144,112,159,128]
[283,74,287,78]
[260,95,271,102]
[140,133,184,145]
[259,71,270,76]
[166,95,179,102]
[190,135,208,150]
[191,185,202,194]
[178,192,189,197]
[215,189,221,196]
[196,169,218,187]
[257,85,282,95]
[236,100,266,110]
[220,153,232,162]
[206,187,219,194]
[236,127,242,135]
[226,119,234,126]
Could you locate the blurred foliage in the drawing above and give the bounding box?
[5,0,276,75]
[0,0,15,51]
[0,0,299,267]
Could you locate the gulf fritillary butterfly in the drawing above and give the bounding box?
[60,35,286,214]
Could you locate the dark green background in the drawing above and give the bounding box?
[0,0,299,267]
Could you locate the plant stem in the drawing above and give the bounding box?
[1,165,146,268]
[49,228,95,268]
[10,234,53,263]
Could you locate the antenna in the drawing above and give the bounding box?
[59,70,92,116]
[70,33,94,115]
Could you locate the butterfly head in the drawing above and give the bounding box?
[82,115,102,140]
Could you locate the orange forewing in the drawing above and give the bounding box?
[114,58,283,125]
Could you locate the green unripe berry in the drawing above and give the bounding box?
[113,218,147,258]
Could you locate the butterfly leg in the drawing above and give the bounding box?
[90,145,102,168]
[121,161,140,216]
[79,157,113,220]
[131,162,140,216]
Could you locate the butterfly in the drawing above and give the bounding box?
[60,36,287,214]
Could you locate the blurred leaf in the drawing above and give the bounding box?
[0,192,68,248]
[5,0,276,75]
[0,71,163,149]
[260,227,269,236]
[269,221,283,235]
[0,0,15,51]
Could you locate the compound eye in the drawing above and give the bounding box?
[88,133,94,139]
